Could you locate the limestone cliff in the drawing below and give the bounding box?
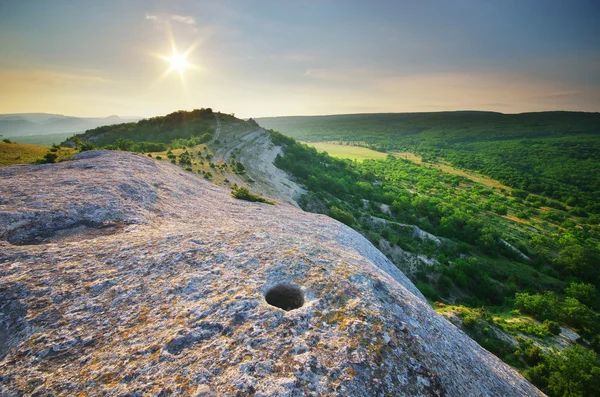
[0,151,544,396]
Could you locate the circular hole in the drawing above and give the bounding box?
[265,283,304,311]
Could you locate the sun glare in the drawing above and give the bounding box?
[152,32,204,86]
[166,50,189,76]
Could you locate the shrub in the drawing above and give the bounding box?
[42,151,58,163]
[462,313,478,328]
[415,282,439,301]
[230,186,273,204]
[543,320,561,335]
[565,282,597,308]
[199,133,213,143]
[515,292,559,320]
[328,206,354,226]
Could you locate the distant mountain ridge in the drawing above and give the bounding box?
[0,113,142,138]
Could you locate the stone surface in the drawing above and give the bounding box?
[0,151,544,396]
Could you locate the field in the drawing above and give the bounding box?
[394,151,512,191]
[8,132,79,146]
[302,142,388,161]
[0,142,74,166]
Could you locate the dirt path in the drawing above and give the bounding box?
[207,114,222,145]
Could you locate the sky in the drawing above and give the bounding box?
[0,0,599,118]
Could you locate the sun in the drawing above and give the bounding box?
[166,50,189,76]
[152,34,203,86]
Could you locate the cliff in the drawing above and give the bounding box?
[0,151,544,396]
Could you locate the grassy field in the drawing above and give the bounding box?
[0,142,75,166]
[300,143,512,189]
[394,151,512,191]
[7,131,78,146]
[302,142,388,161]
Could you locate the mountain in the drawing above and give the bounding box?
[0,150,544,396]
[0,113,142,138]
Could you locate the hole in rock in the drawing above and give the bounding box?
[265,283,304,311]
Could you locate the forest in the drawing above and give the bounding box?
[270,128,600,397]
[259,112,600,216]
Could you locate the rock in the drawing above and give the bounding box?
[0,151,544,396]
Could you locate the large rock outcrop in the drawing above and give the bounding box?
[0,151,544,396]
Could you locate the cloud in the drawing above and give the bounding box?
[170,15,196,25]
[144,13,196,26]
[0,69,110,86]
[297,66,600,113]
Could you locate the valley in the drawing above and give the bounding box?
[1,109,599,396]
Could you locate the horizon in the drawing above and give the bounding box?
[2,108,600,122]
[1,0,599,118]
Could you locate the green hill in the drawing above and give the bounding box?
[258,111,600,215]
[65,108,220,150]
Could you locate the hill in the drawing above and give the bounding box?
[257,111,600,215]
[65,108,218,149]
[61,109,303,206]
[0,113,141,144]
[0,150,544,396]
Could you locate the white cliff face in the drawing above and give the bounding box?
[0,151,544,396]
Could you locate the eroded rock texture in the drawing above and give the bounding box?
[0,151,544,396]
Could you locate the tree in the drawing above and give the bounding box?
[42,151,58,163]
[565,282,597,308]
[328,206,353,226]
[115,137,134,151]
[515,292,559,320]
[547,345,600,397]
[71,137,83,150]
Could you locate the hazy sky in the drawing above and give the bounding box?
[0,0,598,117]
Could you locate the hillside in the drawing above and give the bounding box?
[258,111,600,215]
[60,109,304,206]
[263,119,600,396]
[0,150,544,396]
[0,141,75,166]
[65,108,217,148]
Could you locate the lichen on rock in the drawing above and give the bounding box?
[0,151,544,396]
